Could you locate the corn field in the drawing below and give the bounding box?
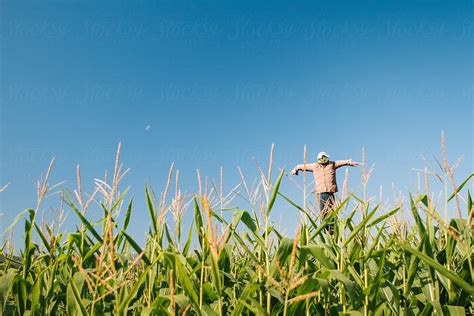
[1,143,473,315]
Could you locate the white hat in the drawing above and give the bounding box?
[317,151,330,160]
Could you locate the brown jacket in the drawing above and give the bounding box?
[294,160,358,193]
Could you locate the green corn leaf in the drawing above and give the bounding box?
[422,238,436,284]
[65,194,103,243]
[468,190,472,217]
[232,232,260,265]
[30,275,42,315]
[67,272,87,316]
[67,233,81,251]
[445,305,467,316]
[400,243,474,295]
[343,205,378,247]
[347,205,359,223]
[109,187,130,214]
[210,209,226,224]
[310,198,349,240]
[84,241,102,261]
[365,225,386,260]
[23,209,36,278]
[266,169,284,217]
[349,193,365,204]
[329,270,356,303]
[406,242,421,292]
[240,211,265,248]
[1,208,29,238]
[423,301,443,316]
[381,280,400,313]
[276,237,294,266]
[123,198,133,230]
[410,195,426,237]
[300,245,336,269]
[115,231,125,250]
[194,196,204,249]
[278,192,319,230]
[173,254,200,310]
[0,271,17,310]
[231,209,245,230]
[347,265,364,288]
[370,250,387,300]
[231,280,260,316]
[13,275,27,315]
[208,248,222,296]
[316,277,330,296]
[194,197,203,230]
[241,298,268,316]
[123,231,150,265]
[271,225,283,240]
[240,210,257,232]
[164,223,173,246]
[145,186,158,234]
[118,265,151,316]
[34,222,51,253]
[202,304,219,315]
[182,220,194,257]
[367,207,400,227]
[447,173,473,202]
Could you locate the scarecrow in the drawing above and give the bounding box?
[290,151,361,232]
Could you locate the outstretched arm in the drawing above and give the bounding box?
[335,159,361,169]
[290,163,316,175]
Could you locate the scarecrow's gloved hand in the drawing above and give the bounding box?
[349,159,362,166]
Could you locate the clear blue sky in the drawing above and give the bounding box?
[1,0,472,246]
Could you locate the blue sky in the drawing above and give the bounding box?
[1,0,472,246]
